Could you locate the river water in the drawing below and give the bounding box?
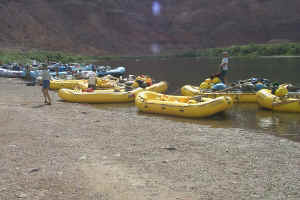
[96,57,300,142]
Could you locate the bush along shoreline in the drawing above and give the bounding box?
[0,50,96,65]
[175,42,300,58]
[1,42,300,64]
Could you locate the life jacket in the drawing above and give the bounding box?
[146,77,152,86]
[212,77,221,84]
[275,85,288,97]
[205,78,211,84]
[199,82,209,89]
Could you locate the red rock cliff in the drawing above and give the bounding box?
[0,0,300,55]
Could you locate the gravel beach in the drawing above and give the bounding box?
[0,78,300,200]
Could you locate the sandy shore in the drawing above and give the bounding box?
[0,77,300,200]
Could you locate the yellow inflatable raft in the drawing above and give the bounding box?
[181,85,257,103]
[135,91,233,118]
[58,81,168,103]
[58,87,144,103]
[50,80,88,90]
[257,89,300,112]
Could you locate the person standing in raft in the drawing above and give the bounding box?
[41,64,52,105]
[218,51,229,84]
[88,68,97,90]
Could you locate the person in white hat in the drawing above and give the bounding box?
[219,51,229,84]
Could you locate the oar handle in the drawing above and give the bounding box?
[211,85,240,93]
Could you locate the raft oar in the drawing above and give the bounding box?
[288,92,300,95]
[190,95,204,101]
[192,85,240,100]
[273,98,300,106]
[217,85,241,92]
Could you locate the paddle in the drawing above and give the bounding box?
[190,95,203,102]
[217,85,241,92]
[190,90,300,103]
[287,92,300,96]
[273,98,300,106]
[287,86,300,92]
[190,84,240,100]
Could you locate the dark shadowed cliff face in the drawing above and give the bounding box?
[1,0,300,55]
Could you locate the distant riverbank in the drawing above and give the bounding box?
[1,42,300,64]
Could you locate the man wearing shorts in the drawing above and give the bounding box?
[219,51,229,84]
[41,64,52,105]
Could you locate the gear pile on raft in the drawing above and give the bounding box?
[1,60,300,116]
[181,74,300,112]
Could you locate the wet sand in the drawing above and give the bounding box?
[0,77,300,200]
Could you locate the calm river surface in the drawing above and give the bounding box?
[96,57,300,141]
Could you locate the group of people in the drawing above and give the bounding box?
[40,52,230,106]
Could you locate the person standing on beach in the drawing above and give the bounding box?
[219,51,229,84]
[41,64,52,105]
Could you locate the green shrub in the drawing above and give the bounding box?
[175,42,300,58]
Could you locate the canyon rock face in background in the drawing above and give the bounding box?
[1,0,300,55]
